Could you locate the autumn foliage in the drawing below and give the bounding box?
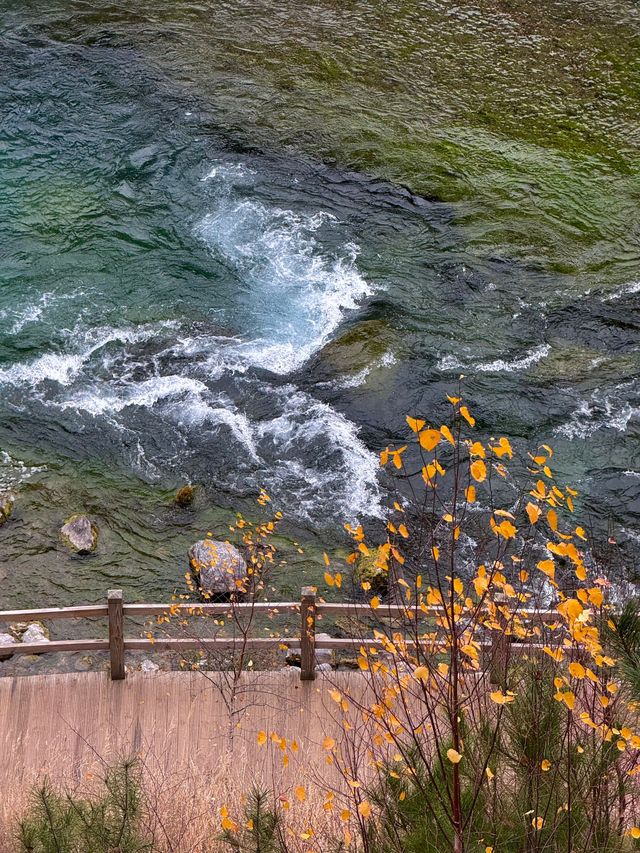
[220,392,640,852]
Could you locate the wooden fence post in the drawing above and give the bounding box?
[108,589,125,681]
[300,586,317,681]
[489,592,508,687]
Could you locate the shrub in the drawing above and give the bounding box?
[17,760,151,853]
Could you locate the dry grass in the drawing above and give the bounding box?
[0,748,344,853]
[0,670,368,852]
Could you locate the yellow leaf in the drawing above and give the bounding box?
[471,459,487,483]
[295,786,306,802]
[419,429,441,451]
[221,816,237,832]
[413,666,429,682]
[541,759,551,771]
[440,424,455,445]
[323,737,335,750]
[532,817,544,830]
[492,518,517,539]
[406,416,426,433]
[575,565,587,581]
[630,827,640,839]
[466,485,476,503]
[324,571,335,587]
[547,509,558,532]
[447,395,461,404]
[323,552,330,566]
[537,559,555,581]
[526,502,541,524]
[490,690,516,705]
[575,526,587,540]
[447,748,462,764]
[432,546,440,560]
[370,596,380,610]
[491,437,513,459]
[257,731,267,746]
[358,801,372,818]
[555,690,576,710]
[568,662,586,679]
[398,523,409,538]
[470,441,486,458]
[460,406,475,427]
[486,767,494,781]
[589,587,603,607]
[340,809,350,822]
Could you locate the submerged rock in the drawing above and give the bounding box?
[354,553,388,597]
[188,539,247,597]
[0,494,14,526]
[61,514,98,554]
[174,484,196,508]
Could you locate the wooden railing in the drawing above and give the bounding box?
[0,587,558,682]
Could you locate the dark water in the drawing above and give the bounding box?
[0,0,639,607]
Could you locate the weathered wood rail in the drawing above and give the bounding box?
[0,587,559,682]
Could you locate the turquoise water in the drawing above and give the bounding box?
[0,0,639,607]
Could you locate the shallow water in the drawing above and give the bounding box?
[0,0,639,607]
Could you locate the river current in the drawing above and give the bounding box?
[0,0,639,605]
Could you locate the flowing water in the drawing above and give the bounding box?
[0,0,639,607]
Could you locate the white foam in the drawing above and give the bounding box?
[555,381,640,439]
[604,280,640,301]
[59,375,209,416]
[196,199,373,374]
[170,395,259,461]
[0,451,46,490]
[255,387,383,522]
[0,322,177,388]
[437,344,550,373]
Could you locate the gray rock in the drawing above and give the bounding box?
[0,632,16,661]
[22,623,50,645]
[140,659,159,673]
[315,662,333,672]
[61,514,98,554]
[188,539,247,597]
[0,493,14,526]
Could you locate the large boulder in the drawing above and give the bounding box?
[0,494,14,526]
[61,514,98,554]
[188,539,247,598]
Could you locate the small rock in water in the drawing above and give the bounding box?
[0,632,16,661]
[0,493,14,526]
[188,539,247,597]
[174,484,196,508]
[61,514,98,554]
[140,659,159,673]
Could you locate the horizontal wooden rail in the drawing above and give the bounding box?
[123,602,300,617]
[3,639,110,656]
[0,588,564,680]
[0,605,108,623]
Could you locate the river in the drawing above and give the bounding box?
[0,0,639,606]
